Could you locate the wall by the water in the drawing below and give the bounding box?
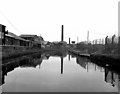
[1,45,41,60]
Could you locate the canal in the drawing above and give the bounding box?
[0,51,120,92]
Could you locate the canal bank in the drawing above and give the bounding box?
[0,45,68,64]
[69,49,120,67]
[68,49,90,58]
[0,45,42,60]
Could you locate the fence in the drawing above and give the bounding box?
[79,34,120,55]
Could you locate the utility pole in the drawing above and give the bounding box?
[77,36,79,43]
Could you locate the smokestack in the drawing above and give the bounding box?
[69,37,70,44]
[118,1,120,36]
[118,2,120,56]
[61,25,64,42]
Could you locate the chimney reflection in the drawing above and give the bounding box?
[68,54,70,61]
[61,57,63,74]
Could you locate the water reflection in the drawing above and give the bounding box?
[0,51,67,86]
[1,51,120,92]
[61,57,63,74]
[76,57,89,69]
[68,53,70,61]
[76,55,120,93]
[104,68,120,90]
[1,53,43,86]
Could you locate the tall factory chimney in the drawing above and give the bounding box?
[118,2,120,56]
[69,37,70,44]
[61,25,64,42]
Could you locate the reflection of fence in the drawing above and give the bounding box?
[104,35,119,54]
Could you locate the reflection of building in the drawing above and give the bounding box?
[1,53,44,86]
[0,69,5,86]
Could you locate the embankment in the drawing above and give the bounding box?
[0,45,42,60]
[68,49,120,67]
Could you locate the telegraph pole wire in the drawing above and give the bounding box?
[0,10,20,33]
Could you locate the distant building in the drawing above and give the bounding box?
[0,29,30,46]
[5,32,30,46]
[38,35,44,42]
[38,35,48,48]
[20,35,40,42]
[71,41,75,44]
[20,34,44,47]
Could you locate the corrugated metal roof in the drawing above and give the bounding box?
[38,36,44,41]
[20,35,37,38]
[6,32,30,41]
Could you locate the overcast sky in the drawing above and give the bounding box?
[0,0,119,43]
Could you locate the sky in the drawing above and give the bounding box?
[0,0,119,43]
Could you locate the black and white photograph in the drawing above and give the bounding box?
[0,0,120,93]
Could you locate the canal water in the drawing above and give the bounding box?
[0,51,120,92]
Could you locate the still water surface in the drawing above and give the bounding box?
[1,52,120,92]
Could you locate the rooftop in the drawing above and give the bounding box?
[19,35,37,38]
[6,32,29,41]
